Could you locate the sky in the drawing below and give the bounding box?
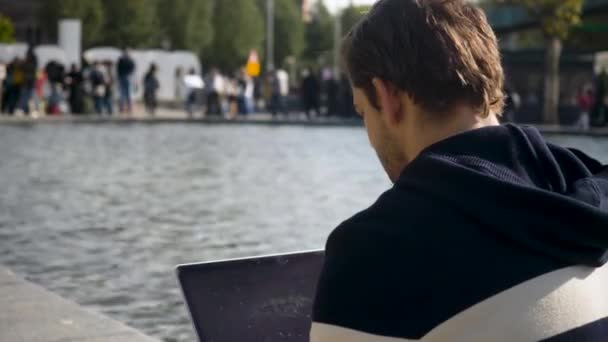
[325,0,377,13]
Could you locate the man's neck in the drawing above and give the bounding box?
[403,107,500,165]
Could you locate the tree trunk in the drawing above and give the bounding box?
[543,36,562,125]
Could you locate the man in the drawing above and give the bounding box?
[143,63,160,116]
[66,63,85,114]
[44,60,65,115]
[183,68,204,117]
[311,1,608,341]
[90,61,107,115]
[117,48,135,114]
[19,47,38,115]
[301,68,321,118]
[205,68,223,116]
[271,68,289,116]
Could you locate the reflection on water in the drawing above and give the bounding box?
[0,124,606,341]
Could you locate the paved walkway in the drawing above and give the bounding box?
[0,266,160,342]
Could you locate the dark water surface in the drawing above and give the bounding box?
[0,123,606,341]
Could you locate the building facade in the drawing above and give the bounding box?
[0,0,49,45]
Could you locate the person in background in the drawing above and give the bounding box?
[102,61,114,116]
[80,61,94,113]
[90,61,106,115]
[0,62,5,113]
[205,68,223,116]
[503,86,520,123]
[253,75,263,112]
[66,64,85,114]
[143,64,160,116]
[272,68,289,116]
[31,69,46,116]
[263,72,275,115]
[301,68,321,118]
[116,48,135,114]
[593,68,607,126]
[237,70,254,115]
[225,75,240,119]
[325,71,340,117]
[576,86,593,131]
[44,60,65,115]
[175,67,184,108]
[7,58,24,114]
[0,58,17,115]
[18,47,38,115]
[186,68,198,116]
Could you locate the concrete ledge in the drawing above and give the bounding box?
[1,114,608,136]
[0,266,160,342]
[0,114,364,128]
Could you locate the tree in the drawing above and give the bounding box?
[255,0,306,68]
[568,15,608,52]
[157,0,214,53]
[39,0,105,48]
[303,0,334,63]
[512,0,584,124]
[206,0,265,72]
[0,14,15,43]
[273,0,305,67]
[100,0,160,48]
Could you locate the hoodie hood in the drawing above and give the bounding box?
[399,124,608,267]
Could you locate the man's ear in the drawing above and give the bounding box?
[371,77,402,124]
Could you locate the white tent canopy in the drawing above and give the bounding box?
[35,45,69,69]
[171,50,201,74]
[83,47,122,64]
[0,43,28,63]
[0,44,202,102]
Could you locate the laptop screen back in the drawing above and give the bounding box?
[177,250,325,342]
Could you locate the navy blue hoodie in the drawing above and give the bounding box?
[312,124,608,342]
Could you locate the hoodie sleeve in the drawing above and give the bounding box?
[311,221,422,342]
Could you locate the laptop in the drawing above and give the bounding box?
[176,250,325,342]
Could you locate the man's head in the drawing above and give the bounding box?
[343,0,504,181]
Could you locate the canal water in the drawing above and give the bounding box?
[0,123,607,342]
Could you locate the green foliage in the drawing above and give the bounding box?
[341,5,371,34]
[273,0,305,67]
[157,0,213,53]
[100,0,160,48]
[206,0,265,71]
[303,0,334,62]
[511,0,584,39]
[0,14,15,43]
[39,0,105,47]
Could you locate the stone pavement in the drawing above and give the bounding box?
[0,266,160,342]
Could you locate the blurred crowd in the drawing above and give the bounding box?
[0,48,141,116]
[192,66,356,119]
[500,69,608,129]
[0,46,359,119]
[176,67,356,118]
